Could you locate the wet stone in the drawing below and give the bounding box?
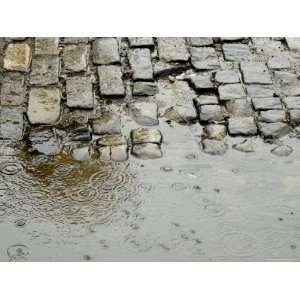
[203,124,227,140]
[92,38,120,65]
[189,74,214,90]
[246,84,275,98]
[251,97,282,110]
[153,61,189,77]
[64,37,89,44]
[132,143,162,159]
[133,82,158,96]
[289,110,300,124]
[232,139,256,153]
[163,104,197,124]
[128,102,158,126]
[27,87,61,125]
[258,122,292,139]
[202,139,228,155]
[286,38,300,51]
[35,38,59,55]
[187,37,213,47]
[63,44,89,73]
[222,43,251,62]
[128,48,153,81]
[199,105,223,123]
[283,96,300,110]
[29,128,60,155]
[274,71,297,87]
[157,38,189,62]
[98,65,125,97]
[214,70,240,84]
[111,144,128,162]
[228,117,257,136]
[268,56,290,70]
[259,110,286,123]
[131,128,162,144]
[271,145,293,157]
[92,111,121,135]
[190,47,219,70]
[3,43,31,72]
[240,62,272,85]
[67,126,91,142]
[218,83,246,101]
[128,37,154,48]
[66,76,93,109]
[194,95,219,106]
[225,98,253,117]
[0,72,25,106]
[30,55,60,85]
[98,146,110,161]
[0,108,24,140]
[71,145,90,161]
[96,134,127,147]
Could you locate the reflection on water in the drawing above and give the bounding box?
[0,150,140,226]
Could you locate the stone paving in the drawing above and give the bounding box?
[1,37,300,160]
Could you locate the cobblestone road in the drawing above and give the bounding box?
[1,37,300,160]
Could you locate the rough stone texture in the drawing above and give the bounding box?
[131,128,162,144]
[111,145,128,162]
[259,110,286,123]
[96,134,127,147]
[283,96,300,110]
[35,38,59,55]
[199,105,223,122]
[202,139,228,155]
[289,110,300,124]
[232,139,256,153]
[128,48,153,81]
[271,145,293,157]
[218,83,246,101]
[92,111,121,135]
[66,76,93,108]
[194,95,219,106]
[268,56,290,70]
[0,72,25,106]
[286,38,300,51]
[4,43,31,72]
[128,37,154,48]
[203,124,227,140]
[157,38,189,62]
[98,146,111,161]
[246,84,275,98]
[258,122,292,139]
[71,145,90,161]
[187,37,213,47]
[190,47,219,70]
[225,99,253,117]
[30,56,60,85]
[251,97,283,110]
[128,102,158,126]
[27,87,61,125]
[64,37,89,44]
[132,143,162,159]
[92,38,120,65]
[133,82,158,96]
[98,65,125,96]
[223,43,251,61]
[240,62,272,85]
[0,108,24,140]
[228,117,257,136]
[189,74,214,90]
[214,70,240,84]
[63,44,89,73]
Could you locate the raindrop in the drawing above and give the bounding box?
[203,203,225,217]
[171,182,187,191]
[160,166,173,172]
[15,219,26,227]
[7,244,29,261]
[0,161,23,175]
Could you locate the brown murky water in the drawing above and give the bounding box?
[1,122,300,261]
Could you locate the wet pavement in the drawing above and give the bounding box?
[1,37,300,261]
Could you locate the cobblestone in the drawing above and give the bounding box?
[3,37,300,159]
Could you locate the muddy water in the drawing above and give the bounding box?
[1,122,300,261]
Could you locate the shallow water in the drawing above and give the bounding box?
[1,122,300,261]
